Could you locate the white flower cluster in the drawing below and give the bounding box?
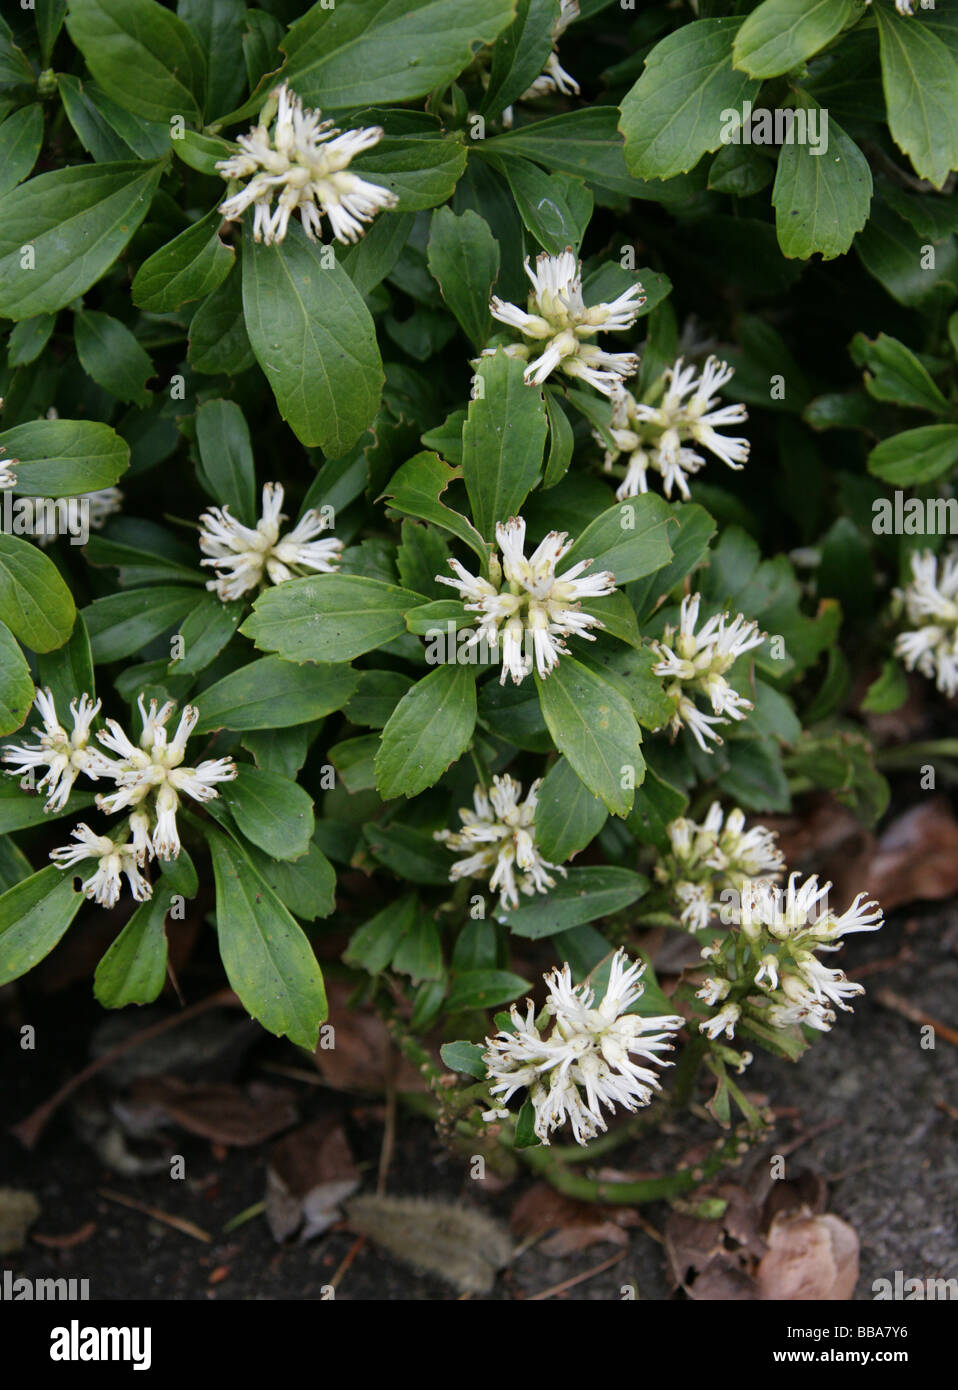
[489,250,644,395]
[892,548,958,698]
[651,593,765,751]
[2,690,236,908]
[435,774,563,912]
[217,81,398,245]
[865,0,915,14]
[695,873,883,1042]
[654,802,785,934]
[0,445,17,488]
[437,515,615,685]
[199,481,342,603]
[483,949,684,1144]
[598,357,750,500]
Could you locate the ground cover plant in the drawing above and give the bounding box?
[1,0,958,1257]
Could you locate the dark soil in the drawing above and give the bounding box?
[1,904,956,1301]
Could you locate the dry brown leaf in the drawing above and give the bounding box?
[265,1116,359,1242]
[312,979,425,1092]
[128,1077,297,1147]
[835,799,958,912]
[510,1182,637,1255]
[756,1210,859,1300]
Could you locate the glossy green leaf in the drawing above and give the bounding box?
[375,663,477,798]
[195,655,358,731]
[535,658,642,816]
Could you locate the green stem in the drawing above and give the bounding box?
[875,739,958,767]
[670,1034,708,1111]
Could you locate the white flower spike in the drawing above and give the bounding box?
[651,593,765,750]
[51,824,152,909]
[893,549,958,697]
[2,689,103,812]
[599,356,750,500]
[199,481,343,603]
[92,696,237,862]
[436,515,616,685]
[435,774,564,912]
[489,249,644,395]
[217,81,398,245]
[483,949,684,1144]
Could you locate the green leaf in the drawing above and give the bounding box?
[733,0,861,80]
[7,313,57,368]
[533,756,607,864]
[482,0,560,118]
[426,206,499,349]
[82,586,198,663]
[354,134,468,212]
[280,0,516,110]
[0,161,164,320]
[867,425,958,486]
[771,95,872,260]
[0,866,84,986]
[392,915,444,983]
[36,615,95,717]
[542,392,574,489]
[65,0,206,123]
[486,153,591,255]
[177,0,247,119]
[629,503,716,622]
[195,655,358,731]
[503,866,648,938]
[382,451,488,562]
[861,658,909,715]
[171,127,236,175]
[132,209,235,312]
[344,894,418,974]
[0,104,44,198]
[0,534,76,653]
[620,19,760,181]
[375,663,477,799]
[876,4,958,190]
[92,857,193,1007]
[462,351,548,540]
[718,738,790,814]
[707,142,774,197]
[625,763,688,852]
[242,221,383,455]
[0,620,34,737]
[440,1039,487,1079]
[851,332,949,414]
[188,268,256,376]
[563,495,674,585]
[73,310,154,406]
[0,419,129,496]
[446,969,530,1012]
[0,778,94,833]
[345,669,415,728]
[194,398,257,525]
[207,823,327,1050]
[485,108,637,198]
[167,594,243,678]
[242,574,423,663]
[363,821,451,884]
[339,209,415,296]
[535,658,642,817]
[220,764,315,862]
[855,201,958,309]
[36,0,69,67]
[246,837,336,922]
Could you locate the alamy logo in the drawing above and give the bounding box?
[1,1270,90,1300]
[1,491,91,545]
[720,100,829,156]
[50,1320,152,1370]
[872,1271,958,1300]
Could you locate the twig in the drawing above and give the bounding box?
[378,1051,398,1196]
[876,989,958,1048]
[528,1250,626,1300]
[10,989,241,1149]
[98,1188,212,1244]
[328,1234,366,1290]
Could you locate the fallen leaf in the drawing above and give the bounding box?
[756,1210,859,1300]
[128,1077,297,1147]
[312,979,425,1092]
[265,1117,359,1243]
[510,1182,637,1255]
[836,799,958,912]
